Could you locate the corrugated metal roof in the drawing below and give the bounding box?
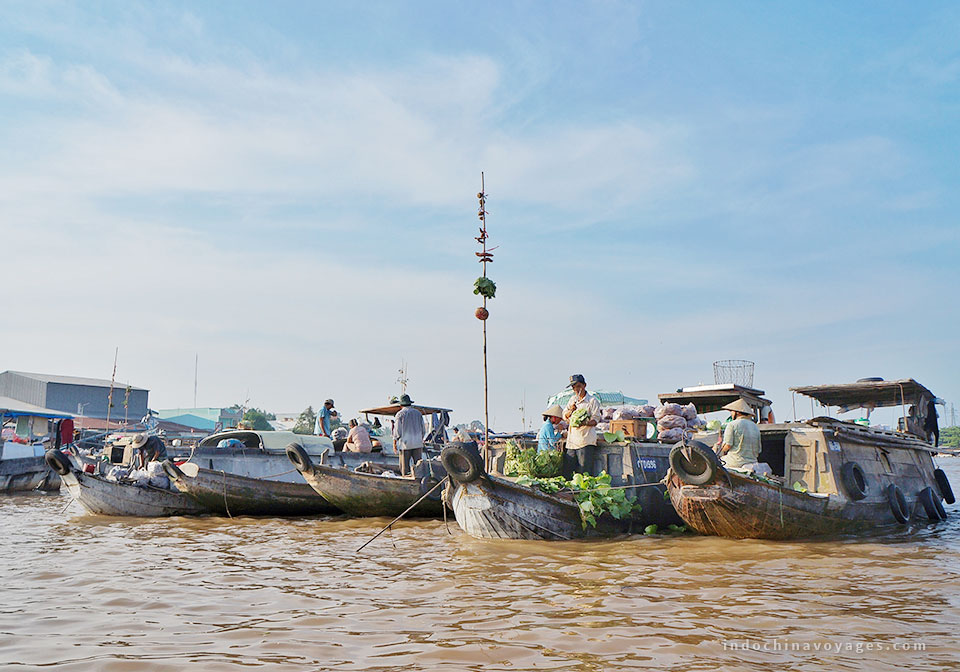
[4,371,148,391]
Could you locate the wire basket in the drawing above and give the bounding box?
[713,360,755,387]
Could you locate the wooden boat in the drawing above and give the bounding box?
[0,398,72,492]
[289,444,447,517]
[444,441,684,540]
[666,379,955,540]
[161,430,340,516]
[47,450,209,517]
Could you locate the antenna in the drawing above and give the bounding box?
[519,389,526,430]
[193,353,198,408]
[397,360,409,394]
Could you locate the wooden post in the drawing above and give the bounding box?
[481,173,489,468]
[105,347,118,431]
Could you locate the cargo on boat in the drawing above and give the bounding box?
[666,379,955,540]
[46,449,209,517]
[443,440,683,540]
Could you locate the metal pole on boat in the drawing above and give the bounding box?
[105,347,118,431]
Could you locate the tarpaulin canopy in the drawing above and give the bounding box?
[546,389,648,409]
[359,404,452,417]
[790,379,934,410]
[0,396,73,420]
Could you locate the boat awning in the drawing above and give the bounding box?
[658,384,770,414]
[789,379,934,409]
[0,396,74,419]
[359,404,452,417]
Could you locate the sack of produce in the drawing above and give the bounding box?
[687,416,707,429]
[655,403,682,420]
[597,421,611,433]
[640,404,657,418]
[657,415,687,431]
[602,407,616,421]
[658,428,685,443]
[681,403,698,421]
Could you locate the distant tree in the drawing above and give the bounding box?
[293,406,317,435]
[241,408,274,431]
[941,426,960,448]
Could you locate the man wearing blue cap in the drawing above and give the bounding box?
[562,374,601,478]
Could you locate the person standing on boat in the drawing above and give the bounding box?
[759,402,775,424]
[718,399,761,469]
[345,419,373,453]
[924,397,940,446]
[537,405,565,452]
[314,399,335,438]
[393,394,425,476]
[562,374,601,478]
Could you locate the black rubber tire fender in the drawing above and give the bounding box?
[918,486,946,521]
[886,484,909,524]
[934,468,955,505]
[44,449,71,476]
[441,442,484,485]
[839,461,868,501]
[162,460,184,481]
[669,441,722,486]
[286,443,312,473]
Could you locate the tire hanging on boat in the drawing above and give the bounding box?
[44,449,71,476]
[918,487,946,521]
[668,441,721,486]
[441,442,484,484]
[839,461,868,501]
[162,460,184,481]
[286,443,312,473]
[934,468,955,505]
[886,484,909,524]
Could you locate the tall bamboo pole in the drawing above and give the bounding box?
[481,173,489,466]
[105,347,118,430]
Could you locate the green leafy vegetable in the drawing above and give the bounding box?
[516,470,642,529]
[644,524,658,535]
[504,442,562,478]
[603,430,627,443]
[473,277,497,299]
[570,408,591,427]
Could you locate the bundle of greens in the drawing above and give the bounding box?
[473,277,497,299]
[503,442,562,478]
[515,470,641,529]
[569,407,591,427]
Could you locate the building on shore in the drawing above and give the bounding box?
[0,370,149,423]
[155,407,242,433]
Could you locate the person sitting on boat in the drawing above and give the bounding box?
[718,399,761,470]
[314,399,335,438]
[393,394,425,476]
[345,419,373,453]
[562,374,602,478]
[131,433,168,467]
[537,405,565,452]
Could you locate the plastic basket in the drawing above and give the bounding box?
[713,360,755,387]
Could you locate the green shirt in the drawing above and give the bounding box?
[722,418,761,468]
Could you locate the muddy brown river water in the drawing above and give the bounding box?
[2,459,959,671]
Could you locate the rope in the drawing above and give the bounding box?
[259,468,298,480]
[221,470,233,518]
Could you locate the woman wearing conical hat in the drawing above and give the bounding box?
[718,398,761,470]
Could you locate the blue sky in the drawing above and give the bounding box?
[1,1,958,429]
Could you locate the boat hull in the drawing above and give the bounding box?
[170,468,336,516]
[449,474,680,540]
[300,464,444,518]
[0,457,61,492]
[62,470,209,517]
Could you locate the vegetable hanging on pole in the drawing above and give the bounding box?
[474,173,497,468]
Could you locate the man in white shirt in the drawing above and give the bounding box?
[562,374,602,478]
[392,394,425,476]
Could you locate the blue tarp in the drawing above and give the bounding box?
[546,389,648,409]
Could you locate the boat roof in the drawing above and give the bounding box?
[0,396,74,419]
[658,384,770,414]
[198,429,334,453]
[789,379,935,409]
[359,404,451,417]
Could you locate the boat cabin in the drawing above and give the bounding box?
[358,402,452,452]
[658,383,771,419]
[0,397,73,461]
